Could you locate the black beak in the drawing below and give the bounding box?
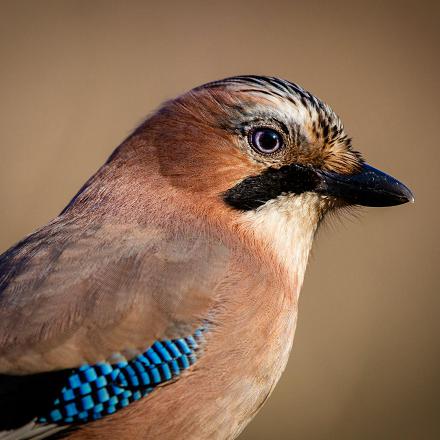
[315,163,414,207]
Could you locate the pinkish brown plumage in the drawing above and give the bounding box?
[0,76,413,439]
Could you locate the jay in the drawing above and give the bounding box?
[0,76,413,439]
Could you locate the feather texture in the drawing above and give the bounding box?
[0,219,227,374]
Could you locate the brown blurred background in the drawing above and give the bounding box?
[0,1,438,438]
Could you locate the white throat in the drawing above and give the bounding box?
[241,193,324,292]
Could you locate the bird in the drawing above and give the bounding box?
[0,75,413,440]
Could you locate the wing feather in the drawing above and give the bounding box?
[0,218,229,373]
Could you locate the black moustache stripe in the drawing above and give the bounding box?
[223,164,320,211]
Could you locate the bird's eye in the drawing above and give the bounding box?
[249,128,284,154]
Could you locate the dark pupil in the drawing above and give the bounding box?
[253,129,281,153]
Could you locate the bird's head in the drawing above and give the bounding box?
[96,76,407,281]
[70,76,413,278]
[132,76,413,219]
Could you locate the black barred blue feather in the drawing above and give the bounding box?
[38,329,204,425]
[0,329,204,431]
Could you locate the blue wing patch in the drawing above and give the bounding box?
[37,329,204,425]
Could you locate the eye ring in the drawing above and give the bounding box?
[248,127,284,154]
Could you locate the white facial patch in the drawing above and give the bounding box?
[239,193,327,293]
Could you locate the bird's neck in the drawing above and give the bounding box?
[238,193,324,295]
[188,193,325,437]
